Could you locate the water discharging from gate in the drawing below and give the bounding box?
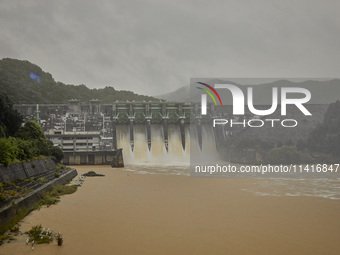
[116,124,218,166]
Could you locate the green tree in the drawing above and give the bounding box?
[9,137,37,161]
[33,139,64,163]
[0,138,16,166]
[49,146,64,163]
[0,92,23,137]
[15,120,45,140]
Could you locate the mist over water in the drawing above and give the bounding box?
[117,124,340,200]
[116,124,222,176]
[190,125,220,164]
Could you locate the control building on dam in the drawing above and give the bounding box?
[14,101,223,164]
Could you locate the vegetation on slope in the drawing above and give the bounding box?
[38,184,78,207]
[0,93,22,138]
[224,101,340,164]
[0,120,64,166]
[0,96,63,166]
[0,58,160,104]
[307,100,340,159]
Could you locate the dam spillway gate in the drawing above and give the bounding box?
[14,101,222,153]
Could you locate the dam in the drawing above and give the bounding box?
[14,101,325,165]
[14,101,220,165]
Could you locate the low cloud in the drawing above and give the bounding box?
[1,0,339,95]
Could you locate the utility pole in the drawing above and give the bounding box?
[36,104,40,124]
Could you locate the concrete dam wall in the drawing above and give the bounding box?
[13,102,328,165]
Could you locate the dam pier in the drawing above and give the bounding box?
[14,101,217,164]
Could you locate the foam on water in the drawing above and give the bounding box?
[117,124,340,200]
[242,178,340,200]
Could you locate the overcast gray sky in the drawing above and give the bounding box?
[1,0,339,96]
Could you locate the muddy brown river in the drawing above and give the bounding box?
[1,165,340,255]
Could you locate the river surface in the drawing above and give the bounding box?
[1,164,340,255]
[126,164,340,200]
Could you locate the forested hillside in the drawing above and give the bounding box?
[308,100,340,157]
[0,58,160,104]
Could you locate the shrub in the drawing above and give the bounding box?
[0,120,64,166]
[38,177,47,184]
[0,138,16,166]
[26,225,54,244]
[55,164,65,171]
[37,185,77,208]
[49,185,77,197]
[39,195,59,206]
[56,232,63,246]
[0,193,7,202]
[9,225,19,233]
[49,146,64,163]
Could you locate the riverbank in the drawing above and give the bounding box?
[1,165,339,255]
[0,167,77,236]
